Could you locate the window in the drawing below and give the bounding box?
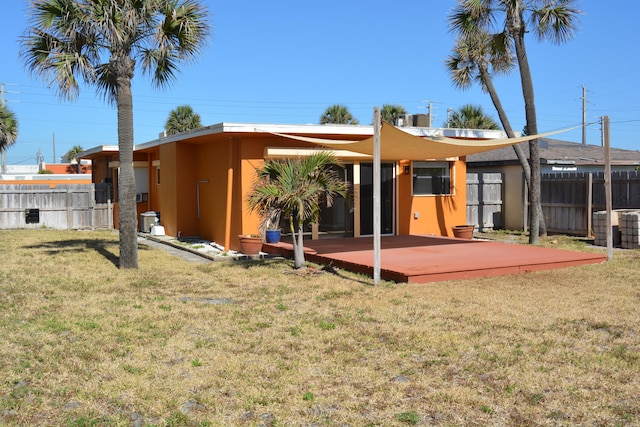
[412,161,451,195]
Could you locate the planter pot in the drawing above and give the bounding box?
[452,225,474,239]
[238,235,263,255]
[265,229,281,243]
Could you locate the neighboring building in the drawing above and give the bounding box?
[80,122,518,252]
[466,138,640,230]
[42,162,91,175]
[0,162,91,184]
[0,162,101,230]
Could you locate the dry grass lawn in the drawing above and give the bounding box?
[0,229,638,426]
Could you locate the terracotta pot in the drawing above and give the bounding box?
[452,225,474,239]
[238,235,263,255]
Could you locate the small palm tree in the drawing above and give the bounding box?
[320,104,359,125]
[0,104,18,174]
[65,145,85,173]
[247,152,349,269]
[448,104,499,130]
[381,104,407,124]
[21,0,209,268]
[165,105,202,135]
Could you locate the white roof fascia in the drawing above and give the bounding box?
[77,145,120,158]
[83,122,506,155]
[134,122,375,151]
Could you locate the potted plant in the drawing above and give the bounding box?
[264,210,282,244]
[237,234,263,255]
[452,224,475,239]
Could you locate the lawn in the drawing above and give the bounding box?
[0,229,638,426]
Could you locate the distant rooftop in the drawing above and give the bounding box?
[467,138,640,166]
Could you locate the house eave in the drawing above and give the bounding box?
[82,122,510,157]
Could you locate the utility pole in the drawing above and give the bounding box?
[581,85,587,145]
[1,83,5,174]
[419,100,435,127]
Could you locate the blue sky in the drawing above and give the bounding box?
[1,0,638,165]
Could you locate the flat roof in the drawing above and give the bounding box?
[79,122,507,158]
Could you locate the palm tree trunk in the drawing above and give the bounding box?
[512,22,547,243]
[289,214,305,269]
[480,67,531,186]
[116,71,138,269]
[292,203,306,269]
[294,222,305,269]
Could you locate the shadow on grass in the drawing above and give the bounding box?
[221,257,374,286]
[24,238,121,267]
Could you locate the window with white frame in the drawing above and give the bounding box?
[412,161,451,195]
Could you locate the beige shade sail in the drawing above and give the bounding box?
[270,122,572,160]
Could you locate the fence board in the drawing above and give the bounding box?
[541,171,640,235]
[466,172,503,231]
[0,184,113,230]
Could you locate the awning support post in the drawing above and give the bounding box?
[373,107,381,285]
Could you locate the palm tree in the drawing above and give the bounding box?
[447,104,499,130]
[65,145,84,173]
[247,152,349,269]
[0,104,18,174]
[448,0,581,243]
[165,105,202,135]
[21,0,209,268]
[446,30,543,233]
[320,104,359,125]
[381,104,407,124]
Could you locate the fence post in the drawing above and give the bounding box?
[522,174,529,232]
[90,184,95,230]
[586,173,593,237]
[67,188,72,229]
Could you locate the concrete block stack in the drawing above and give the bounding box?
[620,211,640,249]
[592,210,619,247]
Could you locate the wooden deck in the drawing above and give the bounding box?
[263,235,607,283]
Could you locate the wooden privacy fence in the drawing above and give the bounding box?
[540,171,640,235]
[466,172,503,232]
[0,184,113,230]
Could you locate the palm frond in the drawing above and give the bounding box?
[0,105,19,150]
[529,0,581,44]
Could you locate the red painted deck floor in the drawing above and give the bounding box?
[263,235,607,283]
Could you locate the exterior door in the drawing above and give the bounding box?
[317,164,354,237]
[360,163,395,235]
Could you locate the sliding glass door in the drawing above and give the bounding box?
[359,163,395,235]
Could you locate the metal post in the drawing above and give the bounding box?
[603,116,613,260]
[373,107,381,285]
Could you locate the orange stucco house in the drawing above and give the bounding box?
[81,122,510,252]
